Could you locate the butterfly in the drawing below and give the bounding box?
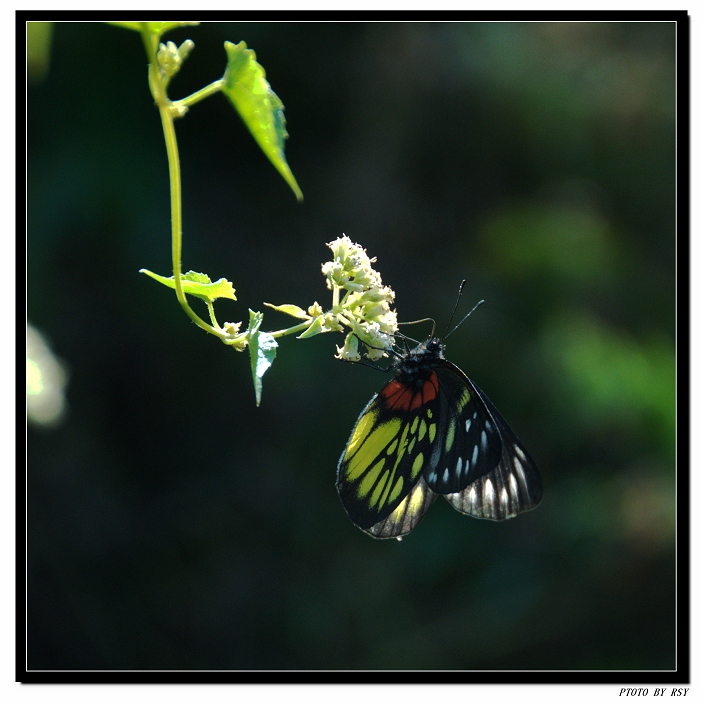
[336,306,542,539]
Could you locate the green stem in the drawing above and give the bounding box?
[139,27,239,346]
[136,28,225,341]
[269,320,315,339]
[206,300,219,328]
[159,104,220,336]
[175,79,224,110]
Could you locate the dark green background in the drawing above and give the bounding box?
[27,21,677,670]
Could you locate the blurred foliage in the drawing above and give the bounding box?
[27,21,53,83]
[27,21,676,670]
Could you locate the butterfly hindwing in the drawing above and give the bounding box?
[366,476,437,539]
[336,371,443,536]
[442,376,543,520]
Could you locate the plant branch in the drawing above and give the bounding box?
[175,79,225,110]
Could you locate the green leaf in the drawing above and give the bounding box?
[247,310,278,406]
[181,271,212,285]
[297,314,325,339]
[107,21,199,35]
[106,21,142,32]
[264,302,310,319]
[27,22,53,83]
[222,41,303,202]
[140,269,236,303]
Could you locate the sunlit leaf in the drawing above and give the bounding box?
[222,41,303,201]
[247,310,278,406]
[264,302,310,319]
[140,269,236,303]
[296,314,325,339]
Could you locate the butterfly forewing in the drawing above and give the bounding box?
[336,372,442,535]
[423,362,503,494]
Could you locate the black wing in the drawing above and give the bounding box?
[426,362,542,520]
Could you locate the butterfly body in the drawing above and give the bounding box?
[336,336,542,539]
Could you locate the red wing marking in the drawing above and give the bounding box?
[422,370,439,405]
[380,371,439,412]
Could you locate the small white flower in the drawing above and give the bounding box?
[157,39,195,80]
[307,301,323,318]
[335,333,361,362]
[223,321,242,336]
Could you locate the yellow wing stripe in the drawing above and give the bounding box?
[391,422,412,471]
[389,476,404,503]
[444,417,456,452]
[345,411,375,457]
[344,416,402,481]
[357,458,386,498]
[411,452,424,477]
[369,465,393,507]
[374,458,404,509]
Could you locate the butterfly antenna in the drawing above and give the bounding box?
[394,330,422,347]
[398,317,436,339]
[444,298,485,340]
[440,279,467,339]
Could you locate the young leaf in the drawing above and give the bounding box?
[297,314,325,339]
[140,269,236,303]
[264,303,310,319]
[247,310,278,406]
[222,41,303,202]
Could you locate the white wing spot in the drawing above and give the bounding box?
[484,478,495,503]
[485,420,491,430]
[509,472,519,496]
[455,457,463,478]
[514,445,526,461]
[465,418,472,433]
[481,430,488,450]
[442,467,450,485]
[428,470,437,483]
[472,444,479,466]
[472,411,478,420]
[468,485,478,509]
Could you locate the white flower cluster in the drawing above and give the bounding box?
[321,235,398,362]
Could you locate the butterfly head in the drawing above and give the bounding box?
[395,336,445,382]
